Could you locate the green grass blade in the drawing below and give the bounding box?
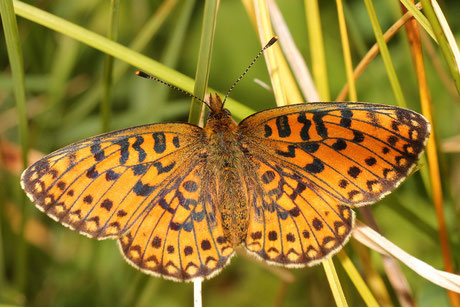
[337,251,379,307]
[0,0,29,292]
[399,0,437,42]
[188,0,220,125]
[101,0,120,132]
[13,1,252,122]
[61,0,178,127]
[323,258,348,307]
[420,0,460,95]
[363,0,407,108]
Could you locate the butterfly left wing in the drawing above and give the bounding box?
[20,123,205,239]
[238,102,429,266]
[119,161,235,281]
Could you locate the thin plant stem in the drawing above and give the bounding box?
[101,0,120,132]
[188,0,220,125]
[335,0,357,101]
[363,0,407,108]
[0,0,29,292]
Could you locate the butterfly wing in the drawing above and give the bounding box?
[238,102,430,265]
[118,162,234,281]
[21,122,234,280]
[21,123,204,239]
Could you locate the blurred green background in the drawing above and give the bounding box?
[1,0,460,306]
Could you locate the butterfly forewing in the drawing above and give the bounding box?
[21,123,204,239]
[238,102,430,206]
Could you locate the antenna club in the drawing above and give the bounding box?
[267,36,278,47]
[222,36,279,105]
[136,71,153,79]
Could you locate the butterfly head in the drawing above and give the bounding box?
[205,94,237,130]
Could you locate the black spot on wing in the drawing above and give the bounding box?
[299,142,319,153]
[132,164,148,175]
[297,112,311,141]
[132,136,146,162]
[261,170,276,184]
[305,158,324,174]
[153,161,176,174]
[115,138,130,165]
[133,181,155,196]
[105,170,120,181]
[90,143,105,161]
[276,115,291,138]
[153,132,166,154]
[276,145,296,158]
[86,165,99,178]
[313,112,328,138]
[353,131,364,143]
[340,110,353,128]
[173,136,180,148]
[264,125,272,137]
[332,139,347,151]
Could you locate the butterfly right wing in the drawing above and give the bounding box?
[238,102,429,266]
[21,123,205,239]
[243,153,354,266]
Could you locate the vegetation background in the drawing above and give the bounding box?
[1,0,459,306]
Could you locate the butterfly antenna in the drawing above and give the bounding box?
[135,71,211,109]
[222,36,278,105]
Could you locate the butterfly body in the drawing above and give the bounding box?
[203,94,251,247]
[21,97,430,281]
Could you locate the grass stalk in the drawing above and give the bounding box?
[337,251,379,307]
[336,4,422,101]
[254,0,287,106]
[304,0,330,101]
[188,0,220,125]
[12,0,252,120]
[420,0,460,95]
[363,0,407,108]
[323,258,348,307]
[0,0,29,292]
[101,0,120,132]
[189,0,221,303]
[335,0,357,101]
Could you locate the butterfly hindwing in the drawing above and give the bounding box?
[21,123,205,239]
[243,153,354,266]
[118,162,234,281]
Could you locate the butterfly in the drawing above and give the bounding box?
[20,38,430,282]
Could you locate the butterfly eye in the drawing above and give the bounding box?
[223,109,232,116]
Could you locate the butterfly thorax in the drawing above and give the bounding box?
[204,94,250,247]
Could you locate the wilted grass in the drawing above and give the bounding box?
[1,0,459,306]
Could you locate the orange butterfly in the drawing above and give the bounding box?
[21,39,430,282]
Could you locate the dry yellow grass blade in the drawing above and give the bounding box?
[267,0,319,102]
[253,0,286,106]
[242,0,303,107]
[353,221,460,293]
